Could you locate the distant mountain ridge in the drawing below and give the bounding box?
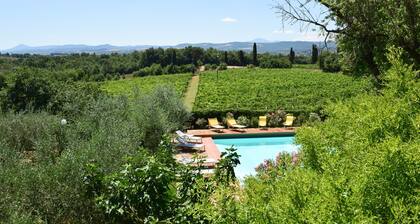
[2,41,336,55]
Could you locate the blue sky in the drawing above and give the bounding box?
[0,0,324,50]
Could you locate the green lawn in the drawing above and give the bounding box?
[193,68,371,114]
[101,73,192,98]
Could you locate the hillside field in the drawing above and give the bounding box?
[193,68,371,115]
[101,73,192,98]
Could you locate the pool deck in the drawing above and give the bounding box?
[175,128,296,168]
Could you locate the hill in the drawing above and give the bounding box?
[2,41,336,55]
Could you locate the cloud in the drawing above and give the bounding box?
[273,29,294,34]
[221,17,238,23]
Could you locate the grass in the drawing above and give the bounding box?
[101,73,192,98]
[193,68,371,114]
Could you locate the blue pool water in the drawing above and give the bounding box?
[214,136,298,179]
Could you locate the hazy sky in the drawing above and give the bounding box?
[0,0,325,50]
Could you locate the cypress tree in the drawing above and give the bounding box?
[238,50,245,66]
[171,50,177,65]
[311,44,318,64]
[224,51,228,64]
[289,48,295,64]
[252,43,258,66]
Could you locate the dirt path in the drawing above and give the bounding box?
[183,75,200,112]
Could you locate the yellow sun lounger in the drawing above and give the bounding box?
[259,116,267,129]
[226,118,247,131]
[208,118,225,132]
[283,114,295,127]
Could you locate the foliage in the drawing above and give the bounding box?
[236,115,250,126]
[0,74,6,90]
[288,48,295,64]
[259,55,291,68]
[194,118,208,129]
[84,144,177,223]
[133,86,190,151]
[218,63,227,70]
[102,73,192,99]
[0,96,142,223]
[320,51,341,73]
[204,64,218,71]
[275,0,420,84]
[266,108,287,127]
[311,44,318,64]
[214,146,241,185]
[3,70,54,112]
[0,84,190,223]
[294,55,311,64]
[252,42,258,66]
[220,47,420,223]
[193,68,370,117]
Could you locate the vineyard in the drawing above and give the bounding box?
[193,68,371,115]
[102,73,192,98]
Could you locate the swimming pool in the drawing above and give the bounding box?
[213,136,299,179]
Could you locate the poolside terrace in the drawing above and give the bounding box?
[175,128,296,171]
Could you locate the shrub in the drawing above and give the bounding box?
[308,112,321,123]
[133,86,190,151]
[267,109,287,127]
[250,116,259,127]
[164,64,178,74]
[0,95,149,223]
[320,51,341,72]
[236,115,250,126]
[4,71,54,112]
[84,144,177,223]
[294,55,311,64]
[195,118,207,129]
[149,63,163,75]
[246,64,255,69]
[218,63,227,70]
[205,64,218,71]
[259,56,291,68]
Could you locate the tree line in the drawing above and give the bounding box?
[0,44,324,81]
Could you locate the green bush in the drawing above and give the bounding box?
[259,56,291,68]
[84,144,177,223]
[133,86,190,151]
[205,64,218,71]
[3,70,54,112]
[320,51,341,72]
[236,115,250,126]
[218,63,227,70]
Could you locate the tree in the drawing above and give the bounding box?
[5,71,54,112]
[288,48,295,64]
[238,50,245,66]
[252,43,258,66]
[311,44,318,64]
[133,86,190,151]
[0,74,6,90]
[319,51,341,72]
[224,51,228,65]
[166,48,177,65]
[274,0,420,86]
